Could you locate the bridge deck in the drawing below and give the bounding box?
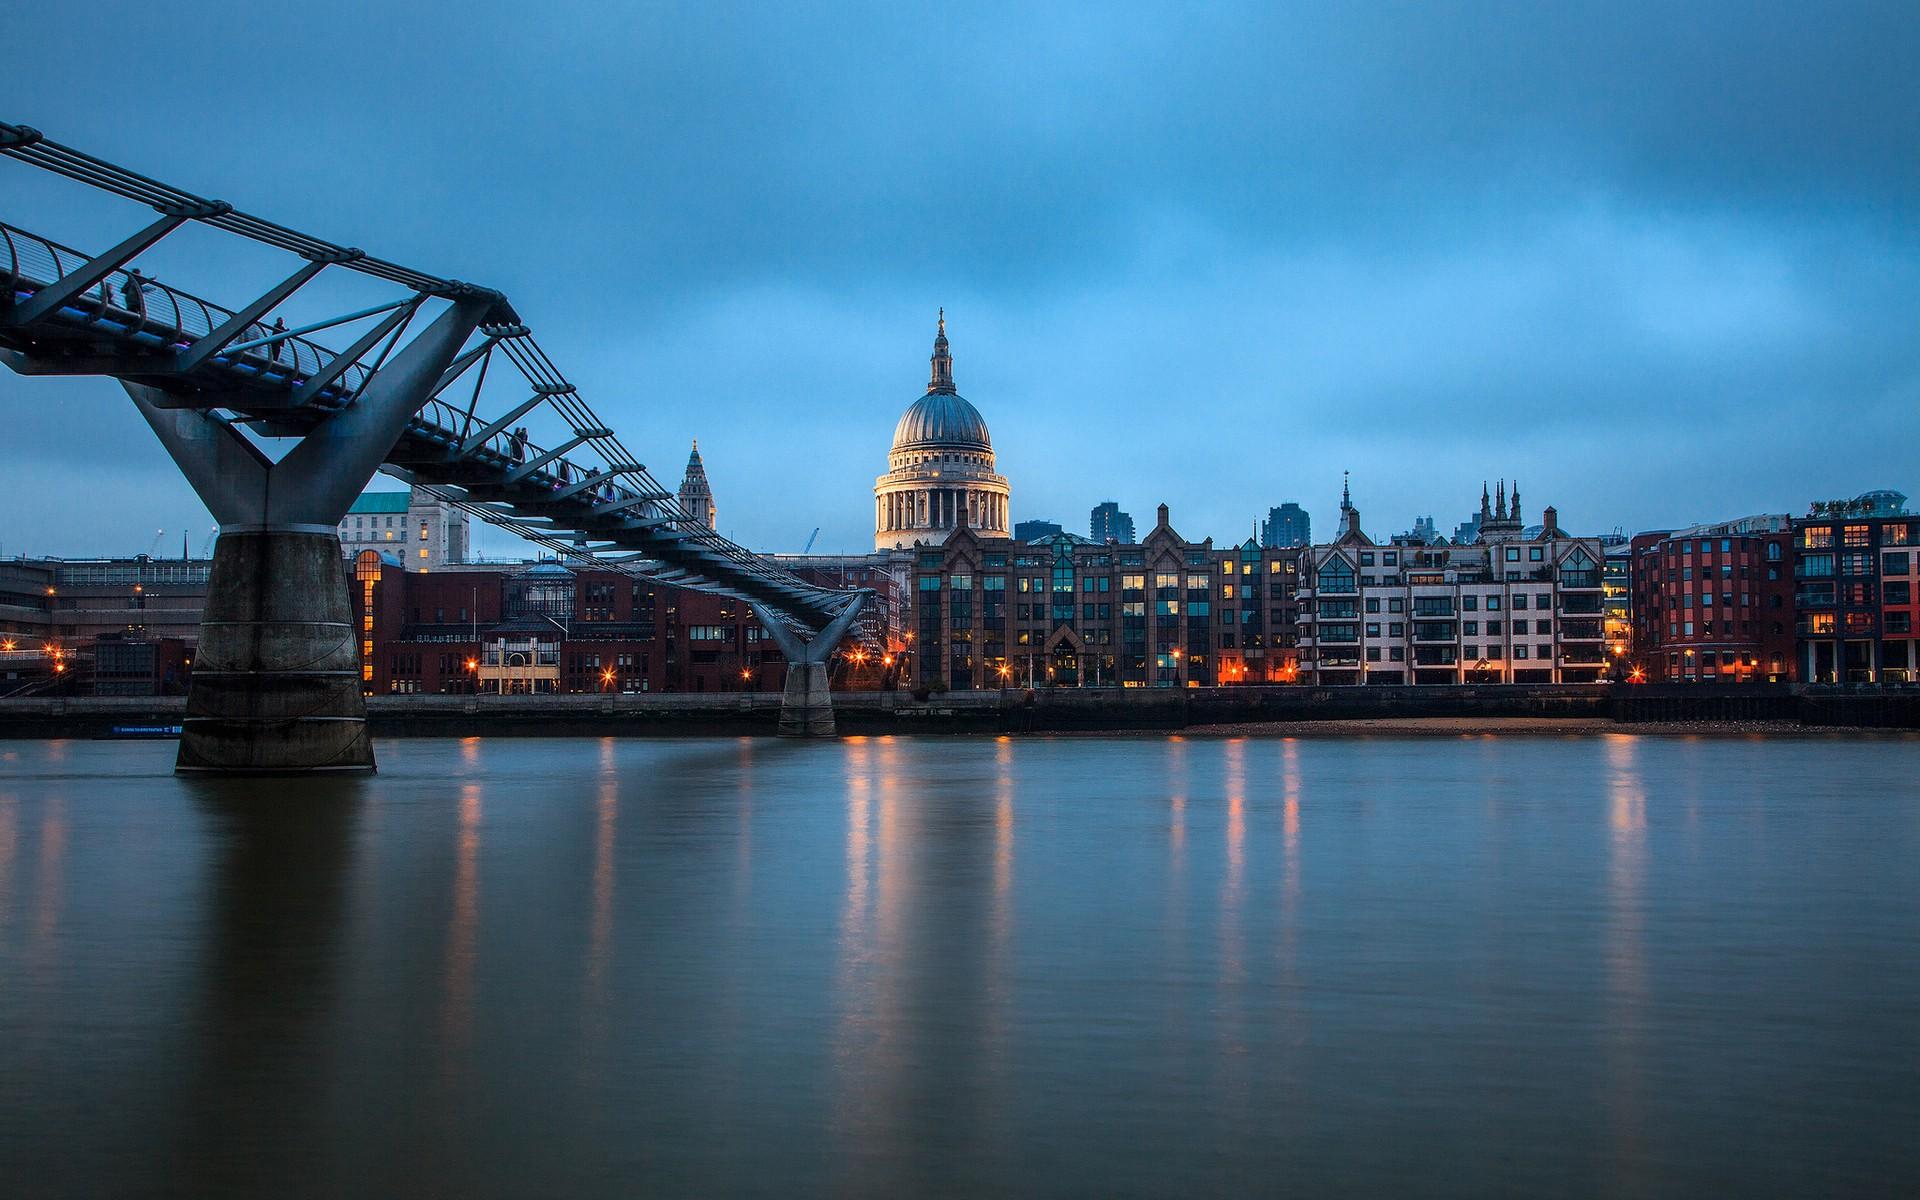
[0,218,853,627]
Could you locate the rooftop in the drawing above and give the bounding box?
[347,491,413,515]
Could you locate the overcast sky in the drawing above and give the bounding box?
[4,2,1916,559]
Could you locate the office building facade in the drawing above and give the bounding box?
[904,505,1300,690]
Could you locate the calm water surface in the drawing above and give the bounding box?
[1,734,1916,1197]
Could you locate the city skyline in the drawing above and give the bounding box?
[3,4,1916,561]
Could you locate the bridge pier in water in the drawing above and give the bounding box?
[127,298,491,774]
[2,124,873,768]
[751,595,869,737]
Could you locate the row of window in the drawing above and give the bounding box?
[1801,523,1914,549]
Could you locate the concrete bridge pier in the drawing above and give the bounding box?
[752,594,869,737]
[128,297,491,774]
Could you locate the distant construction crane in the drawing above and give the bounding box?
[802,527,820,554]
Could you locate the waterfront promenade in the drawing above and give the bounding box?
[3,684,1914,739]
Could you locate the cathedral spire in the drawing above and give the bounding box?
[1341,469,1352,513]
[1480,481,1491,521]
[1509,481,1521,524]
[677,440,715,530]
[928,308,956,394]
[1495,479,1507,520]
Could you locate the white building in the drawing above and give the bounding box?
[874,311,1012,551]
[337,487,469,570]
[1295,481,1607,684]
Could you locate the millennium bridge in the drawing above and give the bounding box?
[0,121,867,772]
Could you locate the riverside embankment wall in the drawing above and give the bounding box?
[2,685,1915,739]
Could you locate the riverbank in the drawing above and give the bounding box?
[1170,716,1914,737]
[2,684,1916,738]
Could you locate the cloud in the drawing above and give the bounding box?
[2,1,1915,557]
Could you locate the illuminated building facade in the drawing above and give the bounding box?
[346,555,898,695]
[1791,501,1918,683]
[904,504,1300,689]
[1296,482,1607,684]
[1628,516,1795,683]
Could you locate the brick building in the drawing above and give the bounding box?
[348,552,897,695]
[1628,515,1795,683]
[903,504,1300,689]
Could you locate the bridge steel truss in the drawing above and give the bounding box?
[0,121,864,771]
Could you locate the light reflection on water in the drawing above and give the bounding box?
[0,733,1917,1197]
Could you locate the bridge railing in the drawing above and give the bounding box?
[1,118,867,628]
[1,219,368,395]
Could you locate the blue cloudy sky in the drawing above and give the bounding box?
[3,2,1916,558]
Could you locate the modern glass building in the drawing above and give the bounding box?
[1089,501,1136,544]
[1261,503,1310,548]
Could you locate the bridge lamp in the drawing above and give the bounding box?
[2,640,13,652]
[466,659,478,671]
[53,662,64,674]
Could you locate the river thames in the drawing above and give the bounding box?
[1,733,1915,1197]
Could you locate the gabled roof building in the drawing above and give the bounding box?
[1295,481,1606,684]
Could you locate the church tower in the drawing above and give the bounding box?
[677,441,716,530]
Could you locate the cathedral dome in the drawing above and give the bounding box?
[892,391,991,452]
[874,311,1012,552]
[890,308,992,453]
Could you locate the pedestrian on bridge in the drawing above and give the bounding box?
[120,268,148,319]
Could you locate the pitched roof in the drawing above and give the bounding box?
[347,491,412,515]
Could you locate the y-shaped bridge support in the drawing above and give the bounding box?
[129,298,492,773]
[751,594,869,737]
